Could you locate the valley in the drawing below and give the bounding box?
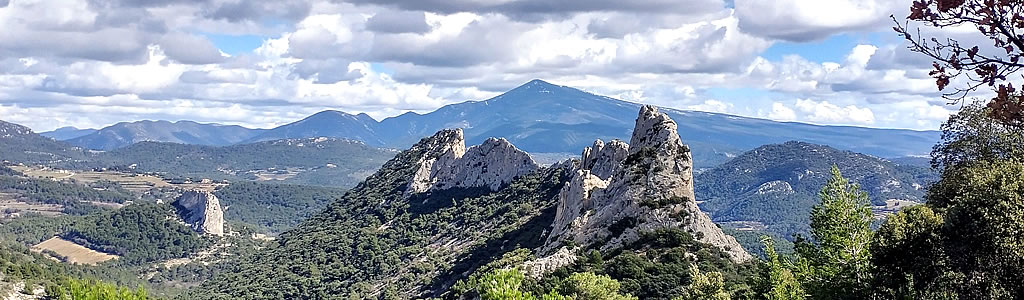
[0,89,945,299]
[5,0,1024,297]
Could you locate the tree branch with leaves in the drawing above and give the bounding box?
[894,0,1024,127]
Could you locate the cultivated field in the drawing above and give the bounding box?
[32,237,118,265]
[11,166,224,192]
[0,193,63,218]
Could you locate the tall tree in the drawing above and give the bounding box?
[794,166,873,299]
[677,266,730,300]
[928,159,1024,298]
[895,0,1024,127]
[756,237,805,300]
[869,205,954,299]
[931,103,1024,172]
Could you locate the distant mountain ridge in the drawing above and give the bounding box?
[243,110,383,145]
[33,80,940,169]
[67,120,266,150]
[40,127,97,140]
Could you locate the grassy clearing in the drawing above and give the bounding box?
[32,237,118,265]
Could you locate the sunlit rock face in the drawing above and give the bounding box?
[543,105,752,262]
[407,129,539,194]
[175,190,225,236]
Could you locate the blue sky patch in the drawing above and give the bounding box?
[204,34,266,55]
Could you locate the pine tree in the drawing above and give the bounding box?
[757,237,804,300]
[795,166,873,299]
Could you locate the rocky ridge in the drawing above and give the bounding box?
[541,105,752,262]
[174,190,225,236]
[407,129,539,194]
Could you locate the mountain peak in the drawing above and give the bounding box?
[506,79,565,94]
[543,105,751,263]
[0,120,35,137]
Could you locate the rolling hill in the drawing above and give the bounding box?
[40,127,97,140]
[0,120,90,165]
[695,141,938,238]
[67,120,266,150]
[103,138,396,187]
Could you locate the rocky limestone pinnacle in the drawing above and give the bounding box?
[407,129,467,195]
[174,190,225,236]
[581,139,629,180]
[407,129,539,194]
[542,105,752,263]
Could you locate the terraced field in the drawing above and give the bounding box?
[0,193,63,219]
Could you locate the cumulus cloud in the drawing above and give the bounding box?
[0,0,957,132]
[345,0,727,20]
[735,0,908,41]
[159,33,226,64]
[768,102,797,121]
[365,10,432,33]
[687,99,734,114]
[202,0,312,23]
[794,98,875,125]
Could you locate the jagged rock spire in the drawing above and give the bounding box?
[542,105,751,263]
[407,129,539,194]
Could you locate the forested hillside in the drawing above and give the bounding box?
[191,147,572,298]
[213,181,348,234]
[696,141,936,238]
[0,120,89,165]
[100,138,395,187]
[60,203,211,265]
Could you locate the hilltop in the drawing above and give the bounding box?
[189,105,752,299]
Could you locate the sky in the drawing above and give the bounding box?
[0,0,970,132]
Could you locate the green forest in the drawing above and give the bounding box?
[458,104,1024,299]
[60,203,210,265]
[213,181,348,234]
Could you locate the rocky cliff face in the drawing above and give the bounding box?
[407,129,539,194]
[542,105,751,262]
[174,190,225,236]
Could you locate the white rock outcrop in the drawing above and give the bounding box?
[407,129,539,194]
[543,105,751,262]
[174,190,225,236]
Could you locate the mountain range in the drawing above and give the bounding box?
[38,80,939,169]
[62,121,267,150]
[40,127,97,140]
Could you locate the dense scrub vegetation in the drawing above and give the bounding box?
[189,134,571,299]
[0,243,158,299]
[0,165,23,176]
[60,203,210,265]
[752,104,1024,299]
[454,228,755,300]
[0,215,78,245]
[213,181,347,234]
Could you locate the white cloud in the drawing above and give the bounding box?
[735,0,909,41]
[767,102,797,121]
[795,98,875,125]
[687,99,734,114]
[0,0,961,132]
